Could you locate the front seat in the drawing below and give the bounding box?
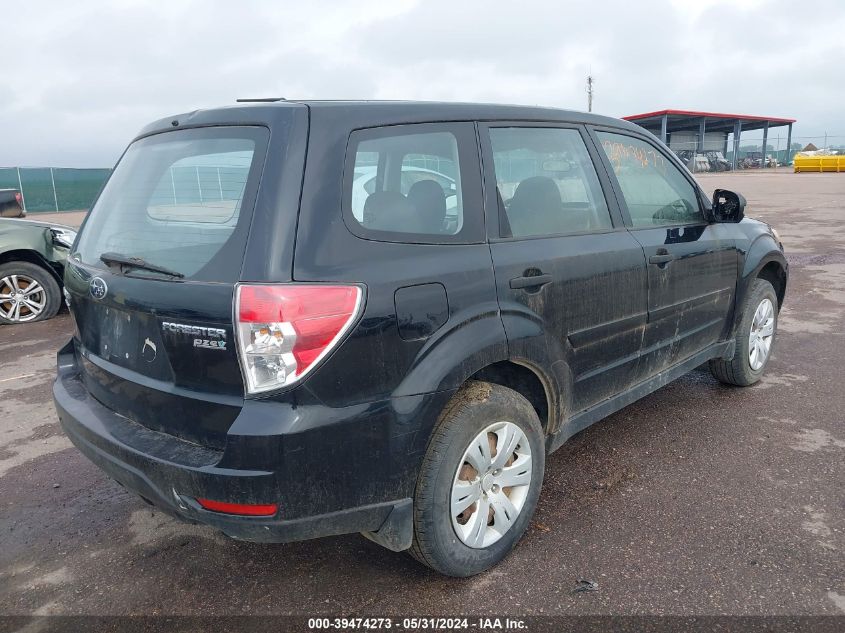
[407,180,448,234]
[506,176,565,237]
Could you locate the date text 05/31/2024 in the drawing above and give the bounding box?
[307,617,527,630]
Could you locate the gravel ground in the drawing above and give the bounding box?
[21,211,87,227]
[0,170,843,618]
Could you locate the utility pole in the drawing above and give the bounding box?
[586,74,594,113]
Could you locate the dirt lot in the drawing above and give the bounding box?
[25,210,87,228]
[1,170,843,618]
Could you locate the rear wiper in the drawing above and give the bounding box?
[99,252,185,279]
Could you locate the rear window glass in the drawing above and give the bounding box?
[146,153,253,223]
[73,126,268,281]
[346,126,470,242]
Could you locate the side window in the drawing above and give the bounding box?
[489,127,612,238]
[348,129,464,238]
[597,132,703,227]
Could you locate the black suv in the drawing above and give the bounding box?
[54,101,787,577]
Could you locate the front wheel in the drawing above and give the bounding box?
[709,278,778,386]
[0,262,62,324]
[410,381,545,577]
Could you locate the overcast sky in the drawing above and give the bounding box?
[2,0,843,167]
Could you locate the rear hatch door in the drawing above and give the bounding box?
[65,121,294,449]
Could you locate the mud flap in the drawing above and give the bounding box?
[361,499,413,552]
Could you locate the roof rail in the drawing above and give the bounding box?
[236,97,286,103]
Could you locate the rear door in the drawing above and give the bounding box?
[481,123,649,414]
[65,125,275,449]
[591,128,738,379]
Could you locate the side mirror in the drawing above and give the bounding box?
[710,189,746,223]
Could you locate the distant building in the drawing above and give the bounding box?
[624,109,796,170]
[802,143,819,152]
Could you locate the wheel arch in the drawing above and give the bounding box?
[756,260,787,309]
[733,237,787,337]
[0,249,64,287]
[392,307,564,437]
[391,298,506,387]
[470,359,556,435]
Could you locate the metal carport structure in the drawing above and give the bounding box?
[623,109,797,170]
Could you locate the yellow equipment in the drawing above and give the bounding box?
[793,155,845,173]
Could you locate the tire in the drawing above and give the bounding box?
[709,278,778,386]
[0,261,62,325]
[410,381,545,577]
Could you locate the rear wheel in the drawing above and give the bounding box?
[0,262,62,324]
[709,278,778,386]
[410,381,545,577]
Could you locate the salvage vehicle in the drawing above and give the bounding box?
[0,189,25,218]
[0,217,76,323]
[704,151,731,172]
[54,101,787,577]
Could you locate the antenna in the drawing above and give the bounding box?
[586,74,594,113]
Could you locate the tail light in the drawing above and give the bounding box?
[14,192,22,205]
[235,284,363,394]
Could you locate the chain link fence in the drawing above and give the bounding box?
[0,167,110,213]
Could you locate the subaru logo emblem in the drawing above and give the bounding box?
[89,277,108,301]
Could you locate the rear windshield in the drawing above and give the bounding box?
[73,126,268,282]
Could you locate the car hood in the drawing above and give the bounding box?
[741,217,774,234]
[0,217,76,231]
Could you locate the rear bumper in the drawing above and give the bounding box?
[54,340,452,548]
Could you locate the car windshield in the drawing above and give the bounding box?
[73,126,268,282]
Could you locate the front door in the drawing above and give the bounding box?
[592,130,739,380]
[481,124,649,415]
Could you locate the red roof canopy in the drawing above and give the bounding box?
[624,109,796,124]
[624,109,795,133]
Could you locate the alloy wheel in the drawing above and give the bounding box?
[748,297,775,370]
[0,274,47,323]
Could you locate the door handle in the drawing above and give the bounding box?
[510,273,553,290]
[649,248,675,265]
